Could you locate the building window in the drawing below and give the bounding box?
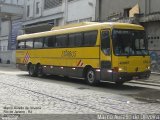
[79,17,92,22]
[36,2,40,14]
[68,0,75,2]
[27,5,30,17]
[123,8,131,18]
[44,0,62,9]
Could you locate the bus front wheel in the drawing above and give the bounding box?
[86,68,99,85]
[115,81,124,86]
[28,64,37,77]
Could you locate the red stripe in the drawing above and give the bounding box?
[77,60,82,66]
[80,62,83,66]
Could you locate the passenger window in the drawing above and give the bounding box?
[26,40,33,49]
[135,39,145,49]
[44,36,56,48]
[83,31,97,46]
[17,41,25,49]
[101,30,110,55]
[56,35,68,47]
[34,38,43,49]
[69,33,83,47]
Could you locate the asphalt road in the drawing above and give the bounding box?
[0,66,160,120]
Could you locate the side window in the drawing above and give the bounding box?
[44,36,56,48]
[34,38,43,49]
[101,30,110,55]
[83,31,97,46]
[69,33,83,47]
[135,39,145,49]
[17,41,25,49]
[26,39,33,49]
[56,35,68,47]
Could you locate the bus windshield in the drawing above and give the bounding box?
[112,29,149,56]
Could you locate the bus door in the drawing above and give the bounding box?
[100,29,112,81]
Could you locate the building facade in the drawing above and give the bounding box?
[0,0,97,64]
[98,0,160,73]
[0,0,24,64]
[23,0,97,33]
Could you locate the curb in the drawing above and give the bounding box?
[129,80,160,87]
[0,64,16,68]
[151,72,160,75]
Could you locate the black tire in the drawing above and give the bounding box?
[86,68,99,86]
[28,64,37,77]
[115,81,124,86]
[37,64,45,77]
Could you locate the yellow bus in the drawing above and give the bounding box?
[16,22,151,85]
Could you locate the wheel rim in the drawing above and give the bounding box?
[87,70,95,83]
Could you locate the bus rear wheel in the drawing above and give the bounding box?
[28,64,37,77]
[37,64,45,77]
[86,68,99,85]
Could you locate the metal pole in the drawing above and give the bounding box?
[8,17,12,51]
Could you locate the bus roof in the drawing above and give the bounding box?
[51,22,98,30]
[17,22,144,40]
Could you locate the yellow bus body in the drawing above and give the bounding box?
[16,22,151,85]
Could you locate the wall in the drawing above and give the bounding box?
[0,20,16,63]
[67,0,96,23]
[0,51,15,64]
[100,0,160,21]
[25,0,63,20]
[0,21,10,51]
[144,22,160,73]
[100,0,141,21]
[0,0,24,64]
[3,0,24,5]
[23,0,64,31]
[1,21,10,36]
[150,0,160,13]
[25,0,34,19]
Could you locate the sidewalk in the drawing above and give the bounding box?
[0,63,17,71]
[0,63,16,68]
[0,63,16,67]
[129,73,160,87]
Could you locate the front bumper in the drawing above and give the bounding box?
[99,69,151,82]
[113,70,151,82]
